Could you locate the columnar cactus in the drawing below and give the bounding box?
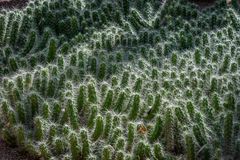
[81,129,90,159]
[15,125,25,146]
[88,82,98,104]
[54,137,65,155]
[114,91,126,113]
[128,94,140,120]
[87,105,98,129]
[0,0,239,159]
[185,134,195,160]
[153,143,164,160]
[69,132,81,160]
[0,16,5,46]
[22,30,36,55]
[92,115,104,141]
[224,112,233,155]
[28,93,39,118]
[149,115,163,143]
[47,38,57,62]
[146,94,161,120]
[101,145,113,160]
[39,142,51,159]
[34,117,43,141]
[126,123,135,151]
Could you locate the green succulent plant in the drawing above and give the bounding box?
[0,0,239,159]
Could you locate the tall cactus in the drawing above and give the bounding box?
[185,134,195,160]
[128,94,140,120]
[47,38,57,62]
[223,112,233,156]
[92,115,104,141]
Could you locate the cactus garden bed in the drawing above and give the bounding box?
[0,0,240,160]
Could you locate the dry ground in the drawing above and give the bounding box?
[0,0,29,9]
[0,139,39,160]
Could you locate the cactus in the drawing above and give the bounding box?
[114,91,126,113]
[39,142,51,159]
[115,151,124,160]
[193,125,206,146]
[133,141,152,160]
[0,1,239,159]
[16,103,26,124]
[128,94,140,120]
[22,30,36,55]
[67,99,79,130]
[76,85,86,112]
[28,93,39,118]
[54,137,65,155]
[109,127,122,145]
[0,16,6,46]
[8,57,18,72]
[121,71,129,88]
[133,78,142,92]
[223,112,233,155]
[115,137,125,151]
[98,63,107,80]
[34,117,43,141]
[69,132,81,160]
[146,94,161,120]
[185,134,195,160]
[88,83,98,104]
[126,123,135,151]
[47,38,57,62]
[194,49,201,65]
[186,101,195,120]
[37,28,52,50]
[224,93,235,111]
[149,115,163,143]
[90,57,97,75]
[101,145,113,160]
[103,112,112,139]
[52,101,61,122]
[87,105,98,129]
[92,115,104,141]
[163,108,174,152]
[9,20,19,46]
[47,78,56,97]
[81,129,90,159]
[220,54,230,73]
[102,89,113,111]
[15,125,25,146]
[153,143,164,160]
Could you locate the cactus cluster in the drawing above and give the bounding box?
[0,0,240,159]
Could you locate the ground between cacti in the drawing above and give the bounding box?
[0,0,28,9]
[0,139,39,160]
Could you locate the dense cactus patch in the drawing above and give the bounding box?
[0,0,240,159]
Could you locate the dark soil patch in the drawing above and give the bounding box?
[0,0,29,9]
[0,139,39,160]
[190,0,240,9]
[189,0,216,8]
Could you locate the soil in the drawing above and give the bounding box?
[0,139,39,160]
[189,0,240,9]
[189,0,216,8]
[0,0,29,9]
